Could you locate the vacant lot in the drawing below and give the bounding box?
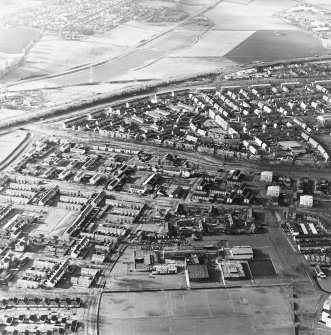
[99,287,294,335]
[226,30,329,63]
[0,27,39,54]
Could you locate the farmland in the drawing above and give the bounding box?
[3,0,324,90]
[171,30,255,58]
[0,27,39,54]
[99,287,294,335]
[226,30,330,63]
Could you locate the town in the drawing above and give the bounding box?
[1,71,331,333]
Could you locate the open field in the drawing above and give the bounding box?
[171,30,255,57]
[204,0,299,30]
[32,208,77,238]
[0,130,27,162]
[125,56,236,80]
[226,30,330,63]
[2,22,169,82]
[146,29,200,52]
[0,27,39,54]
[3,0,326,90]
[248,259,277,277]
[306,0,331,10]
[0,108,27,122]
[101,21,169,47]
[3,34,125,81]
[99,287,294,335]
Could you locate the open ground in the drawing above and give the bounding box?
[4,0,328,91]
[99,287,294,335]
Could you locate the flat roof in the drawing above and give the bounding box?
[278,141,303,149]
[187,264,209,279]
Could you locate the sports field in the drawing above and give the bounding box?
[99,287,294,335]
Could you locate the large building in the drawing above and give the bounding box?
[227,246,253,260]
[299,195,313,207]
[267,185,280,197]
[260,171,273,182]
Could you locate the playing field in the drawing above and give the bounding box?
[99,287,294,335]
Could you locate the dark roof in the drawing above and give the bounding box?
[187,264,209,279]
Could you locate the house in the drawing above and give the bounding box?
[299,195,313,207]
[15,237,29,252]
[0,252,13,269]
[260,171,273,182]
[129,184,148,194]
[267,185,280,197]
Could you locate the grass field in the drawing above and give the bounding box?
[248,259,277,277]
[99,287,294,335]
[0,27,39,54]
[171,30,255,57]
[226,30,330,63]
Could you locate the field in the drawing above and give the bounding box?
[32,208,77,238]
[3,0,331,92]
[306,0,331,10]
[3,34,125,81]
[171,30,255,58]
[248,259,277,277]
[226,30,330,63]
[0,108,27,122]
[99,287,294,335]
[204,0,299,30]
[145,29,199,52]
[0,130,27,163]
[0,27,39,54]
